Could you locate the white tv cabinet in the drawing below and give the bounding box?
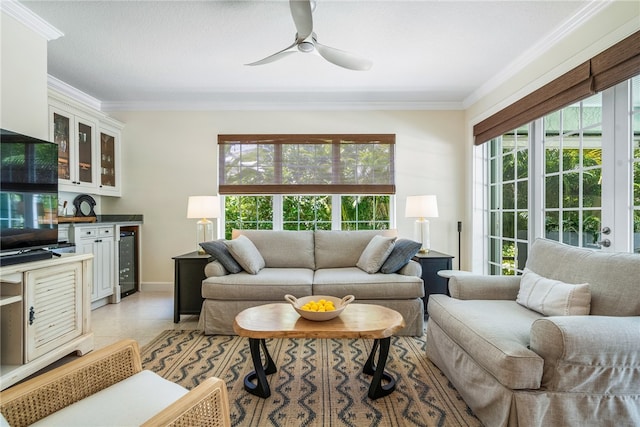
[0,253,94,390]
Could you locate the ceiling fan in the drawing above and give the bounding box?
[246,0,372,71]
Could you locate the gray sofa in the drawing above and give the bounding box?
[426,238,640,426]
[198,229,425,336]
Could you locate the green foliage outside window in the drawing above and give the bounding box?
[224,195,391,238]
[223,196,273,239]
[283,195,332,230]
[341,196,390,230]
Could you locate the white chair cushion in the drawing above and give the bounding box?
[516,268,591,316]
[31,370,188,426]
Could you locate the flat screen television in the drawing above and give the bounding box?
[1,129,58,265]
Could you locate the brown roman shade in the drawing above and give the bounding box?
[474,31,640,145]
[218,134,396,195]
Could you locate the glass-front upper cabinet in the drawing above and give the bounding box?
[98,124,121,196]
[50,106,97,193]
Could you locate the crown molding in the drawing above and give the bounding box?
[47,75,103,112]
[0,0,63,40]
[100,99,463,112]
[462,0,613,109]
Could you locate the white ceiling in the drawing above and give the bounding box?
[18,0,602,110]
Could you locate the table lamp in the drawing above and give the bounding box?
[187,196,220,253]
[405,195,439,253]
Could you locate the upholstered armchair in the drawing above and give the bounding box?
[426,238,640,426]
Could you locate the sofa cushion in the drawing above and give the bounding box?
[202,268,314,300]
[356,235,396,273]
[225,235,265,274]
[200,239,243,273]
[232,230,315,269]
[313,267,424,299]
[380,239,422,273]
[516,269,591,316]
[314,230,397,269]
[427,295,544,389]
[525,238,640,316]
[31,370,187,427]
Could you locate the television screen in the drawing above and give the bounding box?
[1,129,58,254]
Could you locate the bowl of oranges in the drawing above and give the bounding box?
[285,294,355,321]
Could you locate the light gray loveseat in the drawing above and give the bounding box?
[198,229,425,336]
[426,238,640,426]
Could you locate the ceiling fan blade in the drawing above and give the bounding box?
[245,41,298,66]
[289,0,313,41]
[315,42,373,71]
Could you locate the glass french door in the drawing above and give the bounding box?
[485,76,639,275]
[542,76,639,253]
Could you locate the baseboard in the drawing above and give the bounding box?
[140,282,173,292]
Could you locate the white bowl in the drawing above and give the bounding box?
[284,294,355,321]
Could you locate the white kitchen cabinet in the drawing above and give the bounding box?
[49,104,98,193]
[48,91,123,197]
[98,123,122,196]
[71,225,115,308]
[0,254,94,390]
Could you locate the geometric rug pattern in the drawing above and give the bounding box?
[141,330,482,427]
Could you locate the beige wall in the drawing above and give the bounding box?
[102,110,466,285]
[0,12,49,138]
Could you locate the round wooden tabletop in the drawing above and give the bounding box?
[233,303,406,339]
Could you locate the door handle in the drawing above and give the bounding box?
[598,239,611,248]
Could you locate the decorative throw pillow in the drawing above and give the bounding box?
[224,235,266,275]
[356,235,397,274]
[380,239,422,274]
[199,240,243,274]
[516,269,591,316]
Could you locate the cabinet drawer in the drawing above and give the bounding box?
[98,227,114,237]
[77,228,98,239]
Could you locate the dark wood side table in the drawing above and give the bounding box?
[172,251,211,323]
[413,250,454,313]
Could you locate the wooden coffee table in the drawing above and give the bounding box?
[233,303,405,400]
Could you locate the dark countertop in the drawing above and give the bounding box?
[95,214,144,223]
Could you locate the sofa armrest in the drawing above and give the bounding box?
[204,260,229,277]
[397,259,421,277]
[141,377,231,426]
[530,316,640,393]
[0,339,142,427]
[448,274,521,300]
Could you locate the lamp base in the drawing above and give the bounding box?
[414,218,431,253]
[196,218,214,253]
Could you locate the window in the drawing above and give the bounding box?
[631,76,640,252]
[484,76,639,275]
[487,126,530,275]
[543,94,603,248]
[219,135,395,237]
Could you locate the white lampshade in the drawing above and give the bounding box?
[187,196,220,219]
[405,195,439,219]
[405,195,438,253]
[187,196,220,253]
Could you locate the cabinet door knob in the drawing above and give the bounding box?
[29,307,35,325]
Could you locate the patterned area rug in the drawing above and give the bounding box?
[141,330,482,427]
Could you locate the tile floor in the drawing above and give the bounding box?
[91,289,200,350]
